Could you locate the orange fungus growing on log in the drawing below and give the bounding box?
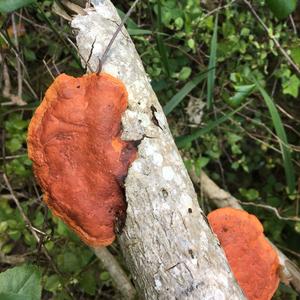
[27,73,137,246]
[207,208,280,300]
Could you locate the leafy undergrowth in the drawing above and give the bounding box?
[0,0,300,299]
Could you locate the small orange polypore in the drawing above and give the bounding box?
[208,207,280,300]
[27,73,137,246]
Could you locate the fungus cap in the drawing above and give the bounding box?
[207,207,280,300]
[27,73,137,246]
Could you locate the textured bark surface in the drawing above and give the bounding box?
[72,1,246,299]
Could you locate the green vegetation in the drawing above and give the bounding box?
[0,0,299,299]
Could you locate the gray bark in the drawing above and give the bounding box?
[72,1,246,299]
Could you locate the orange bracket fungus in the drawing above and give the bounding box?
[207,207,280,300]
[27,73,137,247]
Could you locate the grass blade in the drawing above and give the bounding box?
[127,28,153,35]
[207,13,218,110]
[156,0,170,76]
[0,0,35,13]
[254,79,296,194]
[163,72,207,116]
[175,103,248,148]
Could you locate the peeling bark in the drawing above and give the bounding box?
[72,1,246,299]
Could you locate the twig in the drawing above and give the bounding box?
[66,37,94,73]
[15,12,51,31]
[0,154,27,161]
[289,15,297,35]
[277,245,300,259]
[11,14,24,102]
[242,0,300,76]
[189,168,300,293]
[98,0,140,73]
[2,55,11,98]
[43,59,56,80]
[194,0,237,32]
[0,38,37,102]
[0,253,26,265]
[93,247,136,300]
[239,201,300,222]
[0,53,26,106]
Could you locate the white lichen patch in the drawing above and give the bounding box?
[210,289,226,300]
[152,153,163,166]
[216,272,229,290]
[131,161,142,173]
[154,275,162,291]
[162,166,175,181]
[138,113,151,127]
[174,174,184,186]
[154,111,168,128]
[180,194,193,208]
[103,64,121,78]
[199,231,208,246]
[152,200,170,215]
[144,142,158,156]
[175,193,196,218]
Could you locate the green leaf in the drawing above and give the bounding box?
[194,157,210,176]
[156,0,170,76]
[1,244,14,254]
[254,79,296,194]
[44,274,60,293]
[207,13,218,109]
[0,0,35,13]
[0,221,8,233]
[266,0,297,20]
[178,67,192,81]
[6,138,23,153]
[0,264,41,300]
[291,46,300,66]
[175,103,247,148]
[163,72,207,115]
[127,28,153,35]
[295,222,300,234]
[57,252,81,273]
[226,84,255,107]
[239,188,260,201]
[8,229,22,241]
[79,270,97,296]
[99,271,110,282]
[282,74,300,98]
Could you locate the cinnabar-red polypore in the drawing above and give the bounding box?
[27,73,137,246]
[208,207,280,300]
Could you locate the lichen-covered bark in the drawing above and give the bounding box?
[72,1,246,298]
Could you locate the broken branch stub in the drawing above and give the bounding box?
[72,1,245,299]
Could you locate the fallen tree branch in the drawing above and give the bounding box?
[71,1,246,298]
[0,253,26,265]
[189,169,300,293]
[94,247,136,300]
